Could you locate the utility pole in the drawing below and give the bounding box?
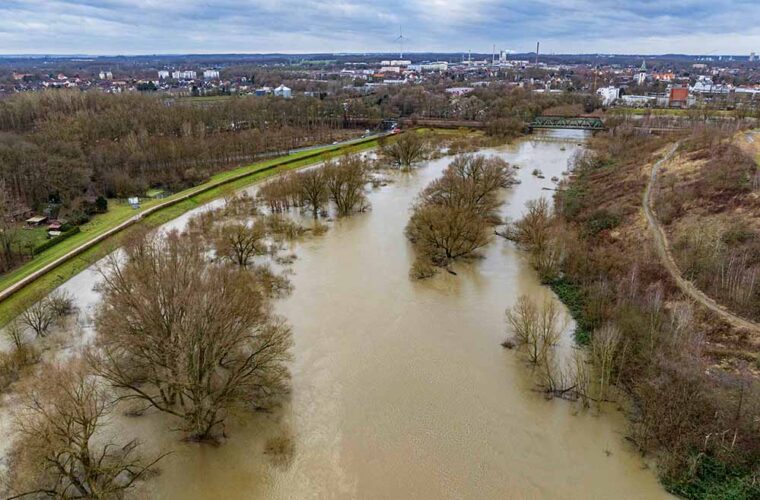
[535,42,540,67]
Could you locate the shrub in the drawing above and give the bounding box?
[0,345,40,392]
[32,227,81,255]
[585,208,620,236]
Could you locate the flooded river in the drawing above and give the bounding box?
[8,130,670,499]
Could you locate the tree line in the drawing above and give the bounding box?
[0,90,351,214]
[257,155,372,218]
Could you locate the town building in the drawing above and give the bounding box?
[691,76,730,95]
[596,86,620,106]
[668,87,689,108]
[380,60,411,67]
[445,87,475,96]
[274,85,292,98]
[171,70,197,80]
[157,70,170,79]
[619,94,656,107]
[635,60,647,86]
[203,70,220,80]
[653,72,675,82]
[408,62,448,72]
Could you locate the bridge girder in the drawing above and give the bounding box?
[530,115,605,130]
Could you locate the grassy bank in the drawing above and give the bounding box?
[0,135,384,324]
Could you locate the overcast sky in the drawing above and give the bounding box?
[2,0,759,56]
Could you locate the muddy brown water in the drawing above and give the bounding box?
[14,130,670,499]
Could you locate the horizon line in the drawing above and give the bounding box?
[0,51,754,59]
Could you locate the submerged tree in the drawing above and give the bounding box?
[256,156,369,218]
[18,296,56,338]
[505,295,562,364]
[91,231,292,441]
[381,133,429,169]
[7,362,159,499]
[296,168,329,218]
[406,154,512,272]
[510,198,563,281]
[214,221,267,269]
[324,155,371,216]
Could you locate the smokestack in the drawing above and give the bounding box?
[535,42,540,67]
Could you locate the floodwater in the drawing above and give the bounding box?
[5,130,670,499]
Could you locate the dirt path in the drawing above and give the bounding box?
[643,143,760,335]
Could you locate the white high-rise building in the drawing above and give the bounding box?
[158,70,170,79]
[751,52,757,62]
[171,70,197,80]
[203,70,220,79]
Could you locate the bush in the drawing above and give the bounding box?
[32,226,81,255]
[585,209,621,236]
[664,454,760,500]
[548,277,592,344]
[0,345,40,392]
[47,289,76,317]
[95,195,108,213]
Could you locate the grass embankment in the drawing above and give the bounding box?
[0,135,384,324]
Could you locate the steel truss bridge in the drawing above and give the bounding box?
[530,115,605,131]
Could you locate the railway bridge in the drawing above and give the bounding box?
[530,115,605,131]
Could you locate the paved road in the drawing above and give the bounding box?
[643,143,760,334]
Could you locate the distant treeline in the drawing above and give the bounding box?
[0,91,350,213]
[0,87,588,216]
[352,85,592,136]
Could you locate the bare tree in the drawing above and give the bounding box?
[47,289,76,319]
[6,362,160,499]
[91,231,292,441]
[3,318,26,350]
[257,174,300,213]
[296,168,329,218]
[406,203,492,266]
[505,295,562,364]
[590,323,622,402]
[0,180,22,273]
[381,133,429,169]
[214,221,267,269]
[406,155,512,270]
[18,297,56,338]
[510,198,562,281]
[324,155,371,216]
